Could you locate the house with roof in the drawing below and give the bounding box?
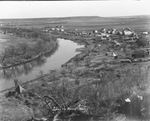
[101,28,106,33]
[122,28,133,36]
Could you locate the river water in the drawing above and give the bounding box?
[0,38,84,91]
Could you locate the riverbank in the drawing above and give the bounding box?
[0,27,58,69]
[0,42,58,70]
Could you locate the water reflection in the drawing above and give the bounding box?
[0,43,59,80]
[0,38,83,91]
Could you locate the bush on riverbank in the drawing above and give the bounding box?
[0,27,57,67]
[1,27,42,39]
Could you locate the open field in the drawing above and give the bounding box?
[1,15,150,32]
[0,15,150,121]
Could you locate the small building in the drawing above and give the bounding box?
[106,29,112,34]
[56,28,60,31]
[81,31,87,35]
[43,29,49,32]
[116,31,123,35]
[122,28,133,36]
[101,33,110,38]
[51,28,55,31]
[101,28,106,33]
[112,52,118,59]
[123,30,133,36]
[9,33,14,36]
[60,28,64,32]
[142,31,149,35]
[93,30,98,34]
[111,29,116,34]
[60,25,64,28]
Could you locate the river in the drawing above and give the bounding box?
[0,38,84,91]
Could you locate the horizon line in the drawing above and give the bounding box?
[0,14,149,20]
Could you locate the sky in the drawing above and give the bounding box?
[0,1,150,19]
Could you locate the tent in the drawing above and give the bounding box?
[15,85,25,94]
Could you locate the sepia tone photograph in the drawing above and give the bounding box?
[0,1,150,121]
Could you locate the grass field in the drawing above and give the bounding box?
[0,15,149,32]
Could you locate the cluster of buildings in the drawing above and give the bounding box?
[78,27,149,43]
[40,25,150,45]
[78,28,138,37]
[42,25,64,33]
[75,27,149,60]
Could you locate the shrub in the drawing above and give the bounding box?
[136,35,149,47]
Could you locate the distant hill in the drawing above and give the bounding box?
[0,15,149,32]
[0,16,100,24]
[0,15,149,23]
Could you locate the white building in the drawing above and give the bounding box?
[51,28,55,31]
[123,28,133,36]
